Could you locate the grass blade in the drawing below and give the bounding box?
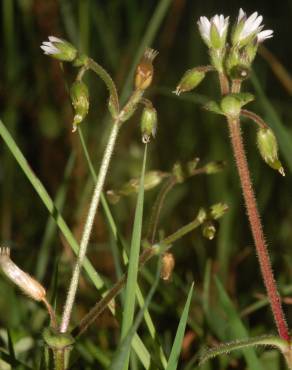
[215,277,264,370]
[120,145,147,369]
[165,282,194,370]
[35,153,75,281]
[0,119,105,291]
[109,260,161,370]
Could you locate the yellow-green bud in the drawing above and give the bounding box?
[209,203,229,220]
[70,80,89,132]
[257,128,285,176]
[172,162,184,183]
[204,160,226,174]
[174,69,205,95]
[221,93,254,118]
[140,106,157,143]
[220,95,242,118]
[202,221,216,240]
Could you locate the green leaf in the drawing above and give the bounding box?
[120,145,148,369]
[199,335,288,365]
[215,278,264,370]
[165,283,194,370]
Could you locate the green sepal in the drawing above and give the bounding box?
[220,93,254,118]
[204,101,224,115]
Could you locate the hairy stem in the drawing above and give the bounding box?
[227,115,289,341]
[240,109,268,129]
[60,122,119,333]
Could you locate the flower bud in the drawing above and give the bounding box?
[140,105,157,144]
[161,252,175,281]
[40,36,77,62]
[174,69,205,95]
[0,247,46,302]
[220,95,242,118]
[257,128,285,176]
[202,221,216,240]
[204,160,226,174]
[209,203,229,220]
[70,80,89,132]
[172,162,184,183]
[135,48,158,90]
[220,93,254,118]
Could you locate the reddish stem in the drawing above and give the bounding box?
[227,116,289,341]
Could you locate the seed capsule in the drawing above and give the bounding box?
[257,128,285,176]
[174,69,205,95]
[161,253,175,281]
[70,80,89,132]
[0,247,46,302]
[135,48,158,90]
[140,105,157,143]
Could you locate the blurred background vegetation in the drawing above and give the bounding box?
[1,0,292,368]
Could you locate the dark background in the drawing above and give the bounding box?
[1,0,292,368]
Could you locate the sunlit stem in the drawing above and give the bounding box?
[60,122,119,333]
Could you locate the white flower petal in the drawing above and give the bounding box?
[48,36,64,43]
[257,29,273,42]
[40,44,59,55]
[238,8,246,22]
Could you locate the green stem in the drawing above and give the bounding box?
[53,349,65,370]
[86,58,119,114]
[71,211,206,338]
[60,122,119,333]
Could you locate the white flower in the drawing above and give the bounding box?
[234,9,273,44]
[40,36,77,61]
[40,36,64,55]
[198,14,229,48]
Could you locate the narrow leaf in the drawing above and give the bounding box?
[120,145,148,368]
[109,260,161,370]
[165,283,194,370]
[215,278,264,370]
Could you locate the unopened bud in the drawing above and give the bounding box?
[204,160,226,174]
[221,93,254,118]
[41,36,77,62]
[0,247,46,302]
[70,80,89,132]
[140,105,157,143]
[202,221,216,240]
[172,162,184,183]
[161,252,175,281]
[257,128,285,176]
[135,48,158,90]
[174,69,205,95]
[209,203,229,220]
[220,95,242,118]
